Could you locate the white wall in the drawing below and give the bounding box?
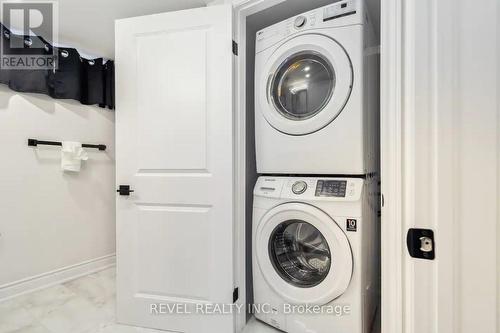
[0,85,115,294]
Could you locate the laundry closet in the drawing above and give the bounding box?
[238,1,380,333]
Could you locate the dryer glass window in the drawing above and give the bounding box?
[270,52,335,120]
[269,220,331,287]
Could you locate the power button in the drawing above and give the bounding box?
[294,16,307,28]
[292,181,307,194]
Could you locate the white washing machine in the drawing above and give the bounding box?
[255,0,379,175]
[252,176,379,333]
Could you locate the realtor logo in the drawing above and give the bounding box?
[346,219,357,232]
[1,0,58,69]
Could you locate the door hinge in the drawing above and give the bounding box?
[232,40,238,56]
[407,228,435,260]
[232,287,239,303]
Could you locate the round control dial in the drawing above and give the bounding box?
[292,181,307,194]
[294,16,307,28]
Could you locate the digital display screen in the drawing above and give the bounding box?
[315,180,347,197]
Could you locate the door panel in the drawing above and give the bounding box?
[115,5,234,333]
[134,205,212,300]
[136,28,208,171]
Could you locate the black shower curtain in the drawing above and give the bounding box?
[0,23,115,109]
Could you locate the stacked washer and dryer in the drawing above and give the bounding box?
[252,1,380,333]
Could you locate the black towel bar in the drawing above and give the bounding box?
[28,139,106,151]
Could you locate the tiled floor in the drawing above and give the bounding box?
[0,268,379,333]
[0,267,279,333]
[0,268,161,333]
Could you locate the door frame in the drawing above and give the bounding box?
[216,1,291,332]
[379,0,404,332]
[208,1,289,331]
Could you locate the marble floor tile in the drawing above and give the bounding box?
[0,268,165,333]
[35,296,114,333]
[4,324,52,333]
[64,270,116,311]
[19,285,77,319]
[0,299,38,333]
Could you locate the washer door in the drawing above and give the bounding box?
[255,203,353,305]
[258,34,353,135]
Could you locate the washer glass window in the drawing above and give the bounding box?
[269,220,331,287]
[270,51,335,120]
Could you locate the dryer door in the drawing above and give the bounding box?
[255,202,353,305]
[258,34,353,136]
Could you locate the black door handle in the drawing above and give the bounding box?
[407,228,435,260]
[117,185,134,196]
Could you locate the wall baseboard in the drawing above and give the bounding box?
[0,254,116,302]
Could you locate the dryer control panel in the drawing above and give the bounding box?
[255,0,364,54]
[323,0,358,22]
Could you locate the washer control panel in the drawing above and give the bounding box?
[292,181,308,194]
[315,180,347,197]
[255,177,363,201]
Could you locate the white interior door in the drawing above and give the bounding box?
[115,5,235,333]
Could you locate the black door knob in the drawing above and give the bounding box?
[117,185,134,196]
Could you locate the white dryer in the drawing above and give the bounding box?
[254,0,379,175]
[252,176,379,333]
